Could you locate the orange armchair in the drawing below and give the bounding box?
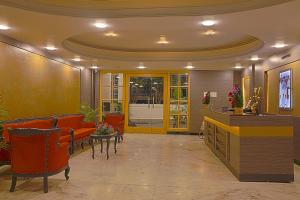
[8,128,70,193]
[102,113,125,142]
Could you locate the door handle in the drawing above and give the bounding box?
[148,97,150,108]
[152,96,155,108]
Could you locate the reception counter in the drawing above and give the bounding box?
[203,110,294,182]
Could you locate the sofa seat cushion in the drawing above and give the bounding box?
[57,115,84,130]
[74,128,95,140]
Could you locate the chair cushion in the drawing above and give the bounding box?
[74,128,95,140]
[57,115,84,130]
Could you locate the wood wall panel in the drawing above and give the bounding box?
[0,42,80,120]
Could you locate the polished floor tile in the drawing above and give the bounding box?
[0,134,300,200]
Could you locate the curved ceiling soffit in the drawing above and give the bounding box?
[61,37,264,62]
[0,0,292,18]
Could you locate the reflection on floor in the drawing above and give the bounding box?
[1,134,300,200]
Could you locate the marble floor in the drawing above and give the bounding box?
[1,134,300,200]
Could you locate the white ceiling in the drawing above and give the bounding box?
[0,0,299,70]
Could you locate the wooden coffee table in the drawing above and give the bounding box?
[90,133,118,160]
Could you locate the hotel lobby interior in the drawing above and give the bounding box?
[1,0,300,199]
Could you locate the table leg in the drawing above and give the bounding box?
[114,136,117,154]
[100,139,103,153]
[106,138,110,160]
[91,138,95,159]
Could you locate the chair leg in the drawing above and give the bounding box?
[81,142,84,149]
[121,135,123,142]
[65,167,70,180]
[43,177,48,193]
[9,175,17,192]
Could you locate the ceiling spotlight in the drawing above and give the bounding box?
[94,22,109,29]
[250,55,261,61]
[129,81,134,84]
[202,29,218,36]
[44,45,57,51]
[137,62,147,69]
[201,19,217,27]
[90,65,99,69]
[157,35,169,44]
[185,62,194,69]
[234,64,243,69]
[272,41,287,48]
[72,57,82,62]
[104,31,119,37]
[0,24,10,30]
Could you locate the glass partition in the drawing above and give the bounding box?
[169,73,189,130]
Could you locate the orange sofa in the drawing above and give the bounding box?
[8,128,70,193]
[56,114,96,153]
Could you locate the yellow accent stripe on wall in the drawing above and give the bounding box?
[204,116,293,137]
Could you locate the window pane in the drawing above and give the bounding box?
[169,115,179,128]
[170,75,178,86]
[179,115,187,128]
[180,87,188,100]
[170,101,179,115]
[179,101,188,115]
[170,88,179,100]
[180,74,188,86]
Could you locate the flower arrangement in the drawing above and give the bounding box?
[96,123,114,135]
[228,85,243,108]
[202,91,211,105]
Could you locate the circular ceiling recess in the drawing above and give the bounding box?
[0,0,292,18]
[62,34,264,62]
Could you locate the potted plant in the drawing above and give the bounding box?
[96,123,114,135]
[80,103,98,123]
[228,85,243,115]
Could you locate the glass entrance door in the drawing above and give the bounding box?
[125,75,167,133]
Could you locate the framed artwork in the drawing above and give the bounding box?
[279,69,292,110]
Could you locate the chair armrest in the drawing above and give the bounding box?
[59,127,73,137]
[81,122,96,128]
[48,142,70,171]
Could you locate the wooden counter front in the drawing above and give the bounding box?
[203,111,294,182]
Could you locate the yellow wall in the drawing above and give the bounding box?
[266,60,300,116]
[0,42,80,120]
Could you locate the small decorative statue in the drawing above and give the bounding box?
[244,87,262,114]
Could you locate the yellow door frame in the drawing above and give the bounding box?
[124,73,168,134]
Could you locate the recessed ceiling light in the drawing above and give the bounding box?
[134,83,139,86]
[0,24,10,30]
[139,85,144,88]
[90,65,99,69]
[44,45,57,51]
[250,55,261,61]
[201,20,217,27]
[129,81,134,84]
[94,22,109,29]
[202,29,218,36]
[157,35,169,44]
[137,62,147,69]
[104,31,119,37]
[234,64,243,69]
[272,41,287,48]
[270,56,281,63]
[72,57,82,62]
[185,62,194,69]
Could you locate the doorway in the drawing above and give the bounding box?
[125,74,167,133]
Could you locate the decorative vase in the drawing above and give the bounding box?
[233,107,243,115]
